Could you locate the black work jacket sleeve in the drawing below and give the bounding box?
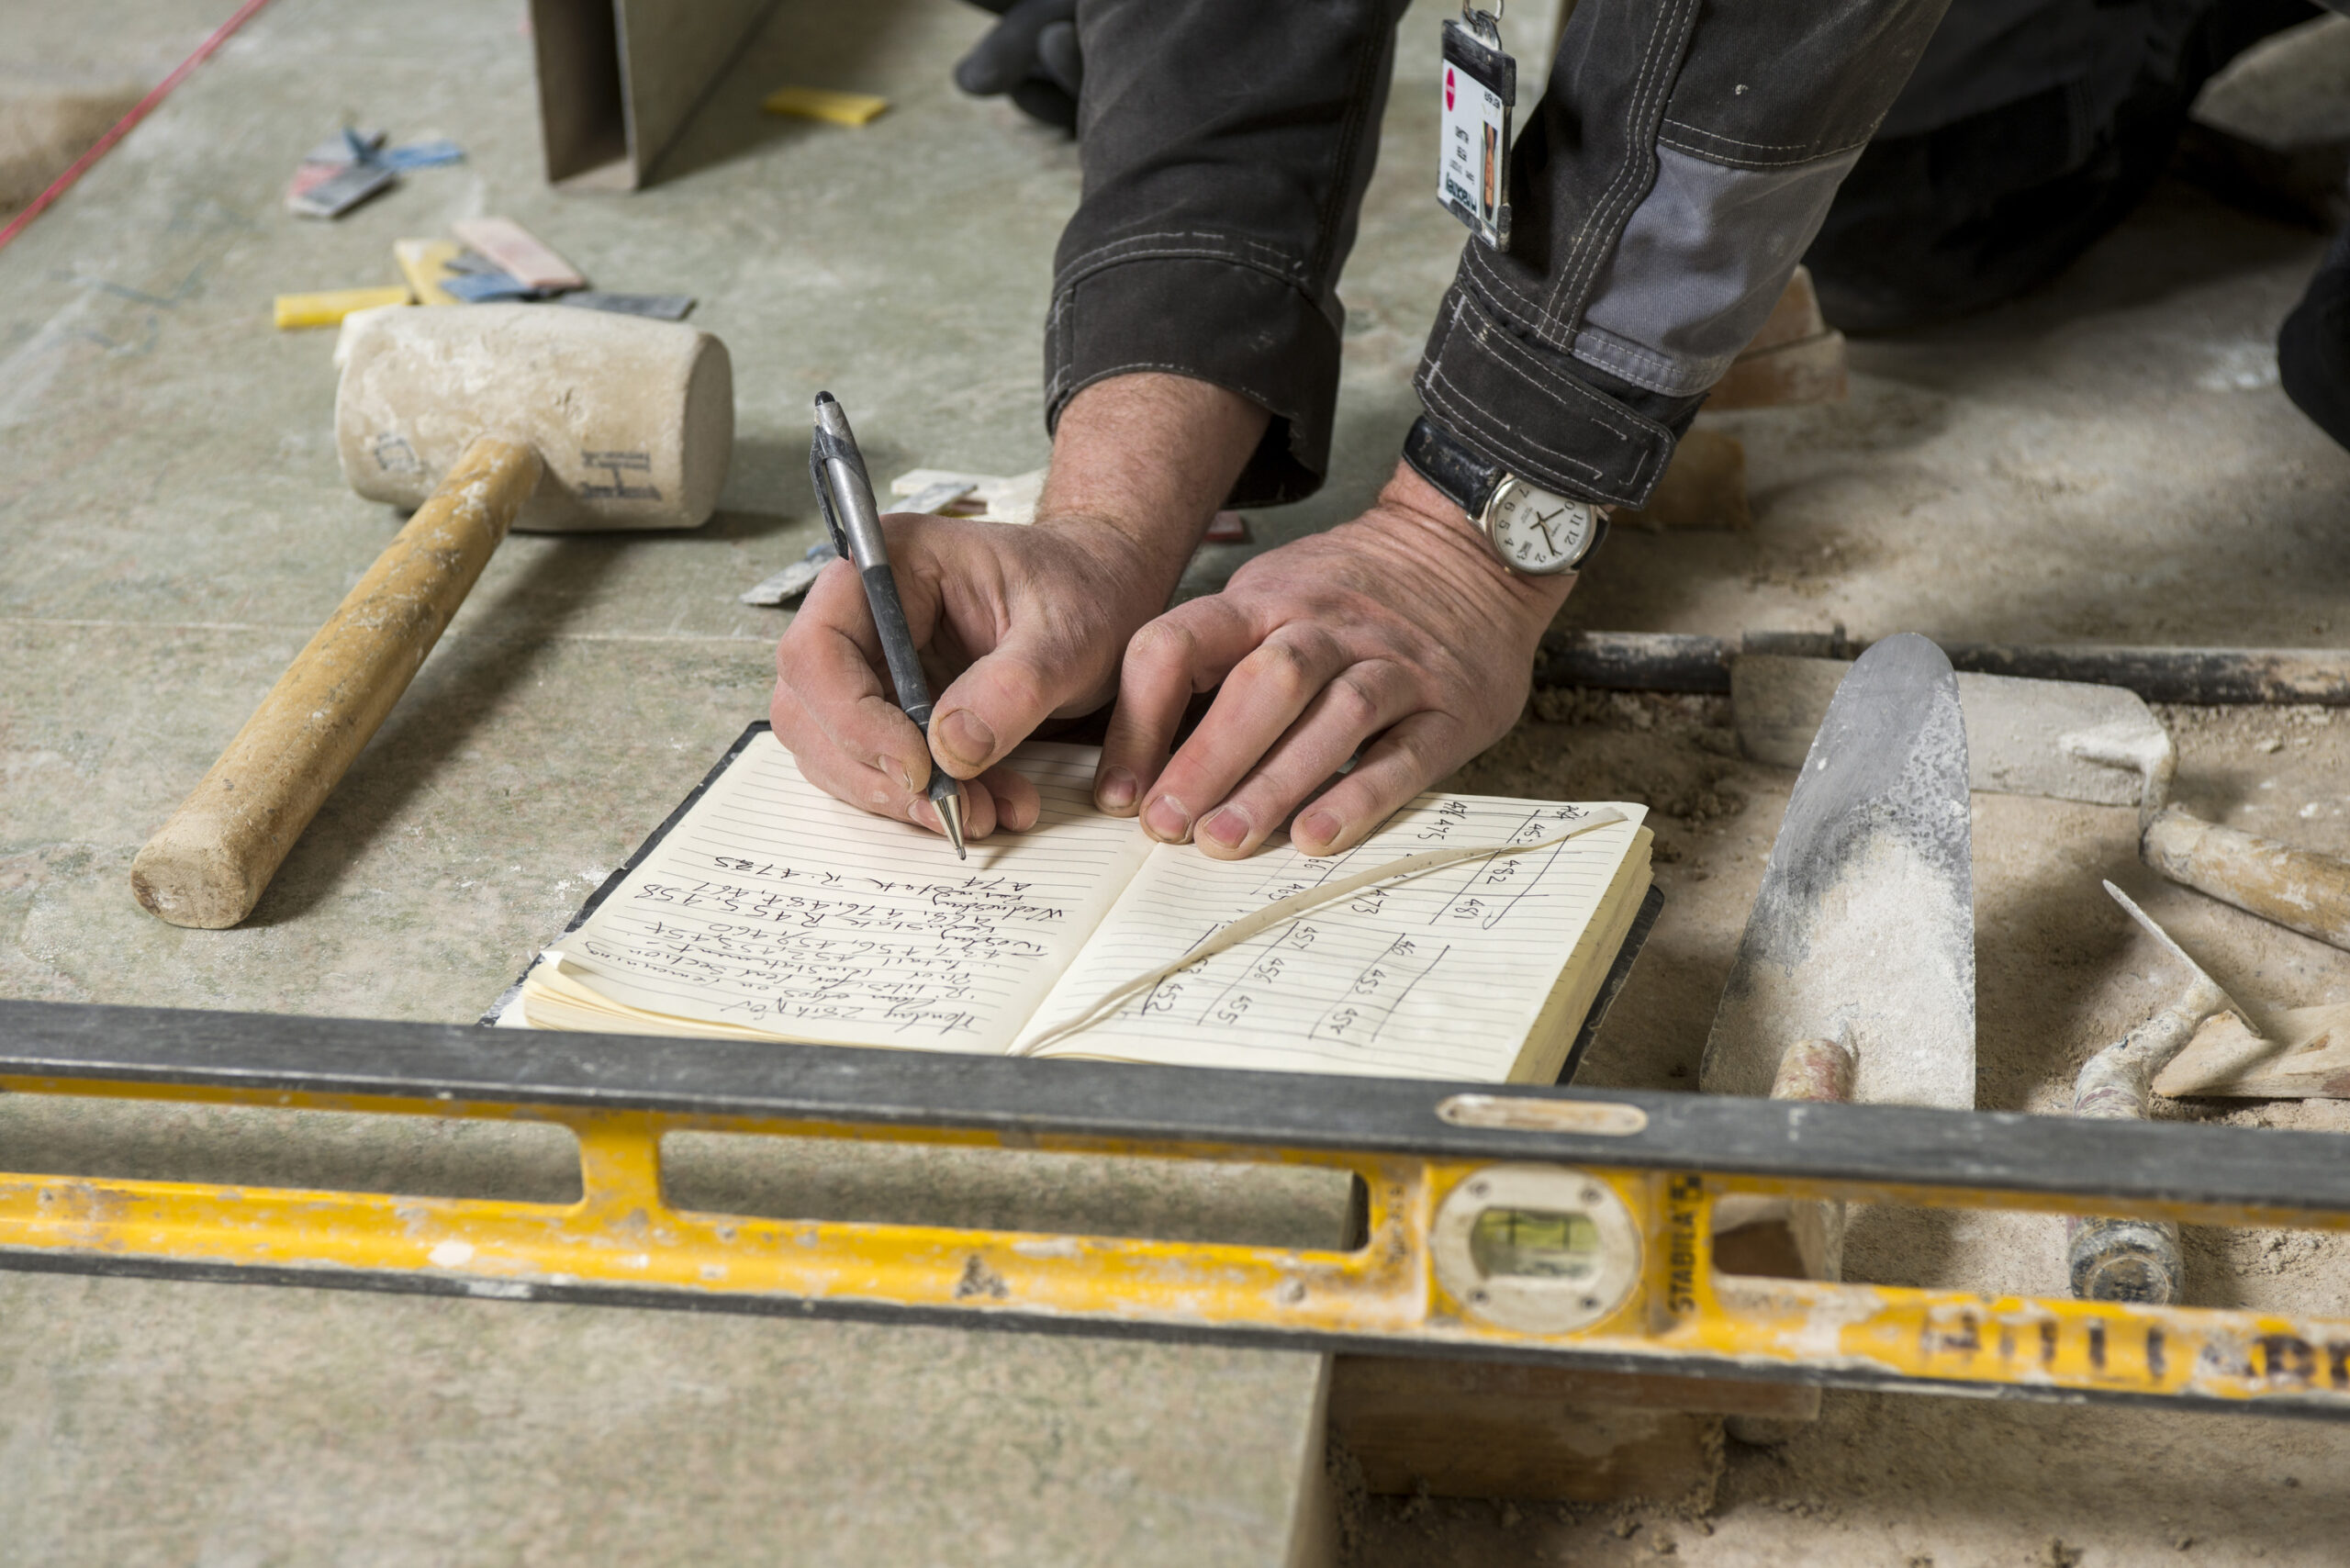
[1048,0,1953,510]
[1047,0,1414,508]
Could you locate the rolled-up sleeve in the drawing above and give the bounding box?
[1049,0,1414,507]
[1416,0,1953,507]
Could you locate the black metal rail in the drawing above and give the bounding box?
[1535,631,2350,705]
[3,1001,2346,1218]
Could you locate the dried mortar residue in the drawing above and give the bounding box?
[1346,689,2350,1566]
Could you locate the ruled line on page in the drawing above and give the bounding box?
[1012,796,1645,1079]
[552,736,1153,1052]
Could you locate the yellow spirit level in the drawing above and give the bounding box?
[4,1001,2346,1417]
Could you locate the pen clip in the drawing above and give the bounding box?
[808,436,852,558]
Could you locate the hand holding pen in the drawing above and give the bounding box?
[807,392,970,858]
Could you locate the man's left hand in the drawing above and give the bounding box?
[1097,459,1579,858]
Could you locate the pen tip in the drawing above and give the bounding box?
[937,790,968,861]
[813,389,836,408]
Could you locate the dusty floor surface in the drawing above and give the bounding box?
[0,0,224,213]
[5,2,2350,1564]
[1416,694,2350,1565]
[1351,28,2350,1558]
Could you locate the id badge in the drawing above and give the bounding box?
[1438,6,1516,251]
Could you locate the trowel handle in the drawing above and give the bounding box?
[130,436,544,930]
[2141,806,2350,955]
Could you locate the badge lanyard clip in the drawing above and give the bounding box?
[1438,1,1516,251]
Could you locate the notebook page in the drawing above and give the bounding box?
[1010,795,1647,1079]
[553,735,1153,1054]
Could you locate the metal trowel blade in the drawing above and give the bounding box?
[1702,633,1975,1109]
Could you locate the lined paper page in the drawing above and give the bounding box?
[1010,796,1647,1079]
[554,736,1152,1054]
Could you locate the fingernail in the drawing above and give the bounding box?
[1096,766,1137,812]
[1296,807,1343,851]
[936,709,995,769]
[1201,806,1249,849]
[911,799,940,832]
[1143,795,1192,842]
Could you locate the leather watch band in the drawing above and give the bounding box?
[1402,415,1505,519]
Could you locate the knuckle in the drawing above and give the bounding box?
[1386,724,1443,779]
[1302,623,1353,664]
[1233,777,1305,829]
[1125,617,1194,673]
[1250,637,1316,696]
[1325,671,1384,732]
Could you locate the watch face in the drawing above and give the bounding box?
[1486,480,1596,575]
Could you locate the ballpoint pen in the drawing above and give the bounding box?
[808,391,968,858]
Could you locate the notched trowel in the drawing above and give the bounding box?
[1703,633,1976,1110]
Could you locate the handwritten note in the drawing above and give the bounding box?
[543,735,1151,1053]
[524,733,1649,1081]
[1010,796,1647,1080]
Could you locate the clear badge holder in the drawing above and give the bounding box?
[1438,3,1516,251]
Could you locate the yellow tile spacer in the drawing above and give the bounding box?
[762,85,890,127]
[274,284,413,330]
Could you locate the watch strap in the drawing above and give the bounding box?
[1403,415,1505,519]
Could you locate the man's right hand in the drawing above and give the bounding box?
[770,373,1270,842]
[769,513,1172,840]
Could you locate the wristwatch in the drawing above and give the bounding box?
[1402,414,1606,577]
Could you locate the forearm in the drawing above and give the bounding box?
[1048,0,1413,507]
[1035,372,1270,602]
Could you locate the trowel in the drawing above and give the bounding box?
[1702,633,1976,1112]
[1741,649,2350,959]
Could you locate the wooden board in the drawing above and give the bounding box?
[2158,1002,2350,1098]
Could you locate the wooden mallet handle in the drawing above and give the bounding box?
[2141,804,2350,955]
[131,436,543,929]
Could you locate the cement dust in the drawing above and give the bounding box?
[1348,689,2350,1566]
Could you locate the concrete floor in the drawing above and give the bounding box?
[5,1,2350,1564]
[0,3,1335,1563]
[0,1,227,213]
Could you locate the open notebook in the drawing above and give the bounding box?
[497,725,1652,1083]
